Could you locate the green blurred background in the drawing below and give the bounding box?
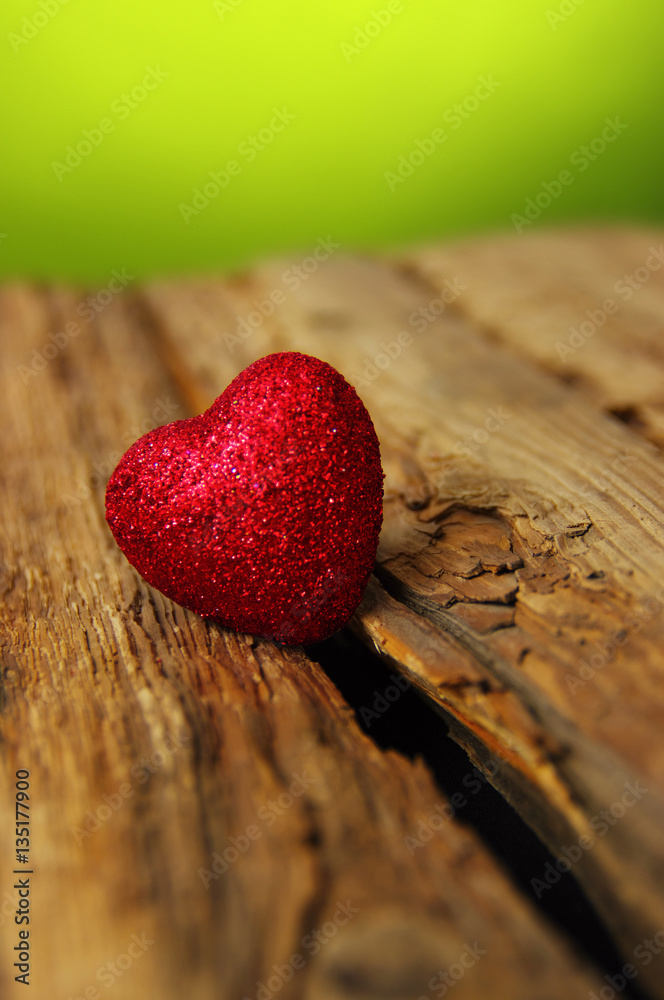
[2,0,663,282]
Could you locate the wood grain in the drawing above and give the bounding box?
[138,230,664,996]
[0,282,608,1000]
[402,226,664,445]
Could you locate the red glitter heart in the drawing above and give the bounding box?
[105,352,384,644]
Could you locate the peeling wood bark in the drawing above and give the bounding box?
[0,284,607,1000]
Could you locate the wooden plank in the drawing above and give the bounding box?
[401,225,664,446]
[0,285,605,999]
[140,236,664,997]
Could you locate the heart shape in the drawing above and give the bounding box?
[105,352,384,644]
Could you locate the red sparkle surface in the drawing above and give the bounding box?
[105,352,384,644]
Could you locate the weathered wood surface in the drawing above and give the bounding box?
[141,227,664,995]
[402,226,664,445]
[0,282,608,1000]
[1,226,663,999]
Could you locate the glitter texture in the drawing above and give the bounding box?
[105,352,384,644]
